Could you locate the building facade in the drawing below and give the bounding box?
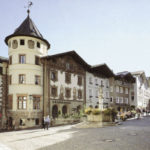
[109,72,135,112]
[5,12,50,128]
[86,64,114,109]
[41,51,88,118]
[131,71,150,110]
[0,57,8,128]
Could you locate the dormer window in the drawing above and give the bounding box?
[20,39,25,45]
[37,42,40,48]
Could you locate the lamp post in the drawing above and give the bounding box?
[99,85,104,110]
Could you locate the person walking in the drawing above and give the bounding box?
[45,115,50,130]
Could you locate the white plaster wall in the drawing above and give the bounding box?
[8,36,48,111]
[50,70,84,101]
[86,72,110,108]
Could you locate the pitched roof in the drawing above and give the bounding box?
[90,63,114,78]
[5,15,50,49]
[0,56,8,63]
[116,71,135,83]
[41,50,90,69]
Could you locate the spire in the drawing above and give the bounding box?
[5,2,50,49]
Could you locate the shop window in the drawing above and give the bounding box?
[18,96,27,109]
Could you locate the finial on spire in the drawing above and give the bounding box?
[25,1,33,16]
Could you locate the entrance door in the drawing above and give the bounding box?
[52,105,58,118]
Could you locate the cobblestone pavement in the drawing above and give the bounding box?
[39,116,150,150]
[0,116,150,150]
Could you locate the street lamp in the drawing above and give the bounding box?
[99,84,104,110]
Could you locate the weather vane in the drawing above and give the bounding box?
[24,1,33,15]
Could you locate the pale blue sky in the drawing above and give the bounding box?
[1,0,150,75]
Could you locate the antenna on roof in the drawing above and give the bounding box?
[24,1,33,16]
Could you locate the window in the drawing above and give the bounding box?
[116,86,119,93]
[110,86,113,92]
[8,95,13,109]
[37,42,40,48]
[110,97,113,103]
[119,97,123,103]
[33,96,40,109]
[20,39,25,45]
[9,56,12,65]
[35,75,41,85]
[35,118,39,125]
[18,96,27,109]
[19,55,26,64]
[65,73,71,84]
[89,77,92,84]
[51,71,57,81]
[125,88,128,94]
[95,90,98,98]
[120,87,123,93]
[106,80,109,88]
[125,98,128,104]
[116,97,119,103]
[78,76,82,86]
[35,56,40,65]
[28,40,35,49]
[65,88,71,98]
[131,96,134,101]
[89,89,92,98]
[101,80,104,86]
[95,79,98,86]
[9,75,12,85]
[78,90,82,99]
[19,74,25,84]
[0,67,2,75]
[66,63,70,70]
[51,87,57,97]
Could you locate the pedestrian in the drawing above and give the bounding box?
[43,116,46,130]
[45,115,50,130]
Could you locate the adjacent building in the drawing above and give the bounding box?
[131,71,150,110]
[41,51,88,118]
[86,64,114,109]
[0,57,8,128]
[109,72,135,112]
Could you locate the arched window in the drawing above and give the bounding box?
[62,105,67,116]
[52,105,58,119]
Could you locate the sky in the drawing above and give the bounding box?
[1,0,150,76]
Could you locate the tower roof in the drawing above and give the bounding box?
[5,14,50,49]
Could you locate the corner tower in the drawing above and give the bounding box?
[5,10,50,128]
